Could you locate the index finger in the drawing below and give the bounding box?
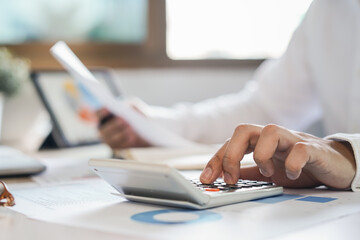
[222,124,262,184]
[200,141,229,184]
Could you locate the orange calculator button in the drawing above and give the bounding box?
[205,188,220,192]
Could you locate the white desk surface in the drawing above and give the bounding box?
[1,145,360,240]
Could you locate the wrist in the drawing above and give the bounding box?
[326,133,360,191]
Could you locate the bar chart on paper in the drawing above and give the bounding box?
[251,193,337,204]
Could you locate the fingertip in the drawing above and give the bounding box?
[224,171,236,184]
[200,167,213,184]
[259,168,273,177]
[200,146,226,184]
[286,170,300,180]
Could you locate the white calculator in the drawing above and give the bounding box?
[89,159,283,209]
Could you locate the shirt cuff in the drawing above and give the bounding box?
[326,133,360,192]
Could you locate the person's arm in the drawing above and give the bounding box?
[148,1,321,144]
[96,0,323,148]
[200,124,358,191]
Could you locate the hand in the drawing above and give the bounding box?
[96,108,150,149]
[200,124,356,189]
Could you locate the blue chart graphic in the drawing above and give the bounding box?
[296,196,336,203]
[252,194,337,204]
[131,209,222,225]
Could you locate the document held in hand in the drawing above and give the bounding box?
[50,41,196,147]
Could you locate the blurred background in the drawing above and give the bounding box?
[0,0,317,151]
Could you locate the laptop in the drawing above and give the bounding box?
[0,146,46,177]
[89,158,283,209]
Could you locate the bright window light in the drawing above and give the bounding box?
[166,0,313,60]
[0,0,147,44]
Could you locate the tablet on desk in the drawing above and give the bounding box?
[31,69,121,148]
[89,159,283,209]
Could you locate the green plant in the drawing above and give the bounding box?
[0,48,30,97]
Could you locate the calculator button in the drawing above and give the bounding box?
[249,182,265,187]
[236,184,252,188]
[259,182,273,186]
[190,180,201,184]
[240,180,256,184]
[198,184,218,188]
[224,184,241,189]
[205,188,220,192]
[190,178,275,193]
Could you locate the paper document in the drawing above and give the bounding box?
[10,182,360,240]
[50,41,196,148]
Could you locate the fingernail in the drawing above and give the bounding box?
[259,168,269,177]
[286,170,298,180]
[200,167,212,181]
[224,172,233,183]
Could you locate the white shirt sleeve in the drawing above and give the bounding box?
[148,1,322,144]
[325,133,360,192]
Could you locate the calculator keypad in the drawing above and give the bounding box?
[190,179,274,192]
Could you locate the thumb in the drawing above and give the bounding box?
[95,108,110,118]
[125,97,150,117]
